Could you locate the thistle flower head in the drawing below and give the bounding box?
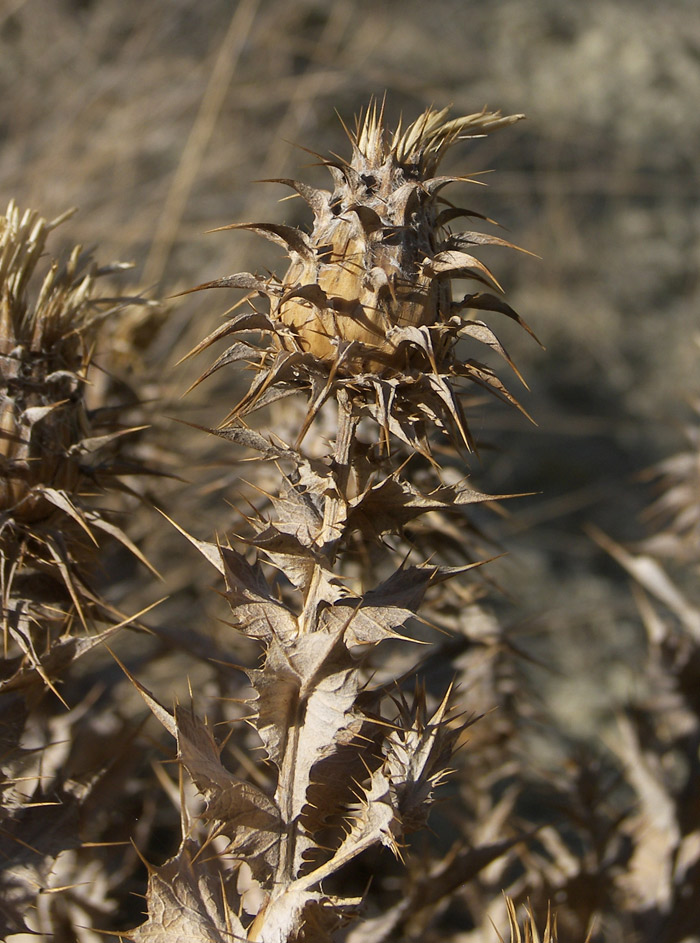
[272,103,522,365]
[2,205,96,520]
[0,200,156,639]
[187,102,535,459]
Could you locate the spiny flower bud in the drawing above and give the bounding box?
[185,102,537,455]
[274,103,524,370]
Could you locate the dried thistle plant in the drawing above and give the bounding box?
[585,396,700,943]
[0,200,160,655]
[128,101,539,943]
[0,200,163,938]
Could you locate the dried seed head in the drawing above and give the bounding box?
[272,102,525,370]
[188,102,536,457]
[1,208,91,521]
[0,200,157,636]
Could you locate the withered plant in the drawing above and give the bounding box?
[590,399,700,943]
[0,201,161,647]
[0,201,163,938]
[126,102,543,942]
[493,399,700,943]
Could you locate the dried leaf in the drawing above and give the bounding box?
[128,838,245,943]
[383,687,460,832]
[221,544,299,641]
[175,708,283,876]
[346,475,505,539]
[590,525,700,640]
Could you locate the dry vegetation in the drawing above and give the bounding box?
[1,1,699,941]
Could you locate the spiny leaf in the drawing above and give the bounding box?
[127,838,245,943]
[345,475,507,539]
[174,706,282,848]
[290,766,400,896]
[175,270,278,299]
[220,543,299,641]
[158,510,225,575]
[180,309,276,363]
[443,230,536,256]
[186,340,257,392]
[458,319,528,387]
[383,687,462,832]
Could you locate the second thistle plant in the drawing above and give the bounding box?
[0,202,159,665]
[0,201,163,938]
[131,102,536,942]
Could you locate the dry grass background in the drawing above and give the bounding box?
[1,0,699,938]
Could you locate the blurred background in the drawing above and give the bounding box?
[2,0,698,734]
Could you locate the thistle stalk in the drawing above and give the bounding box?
[130,101,536,943]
